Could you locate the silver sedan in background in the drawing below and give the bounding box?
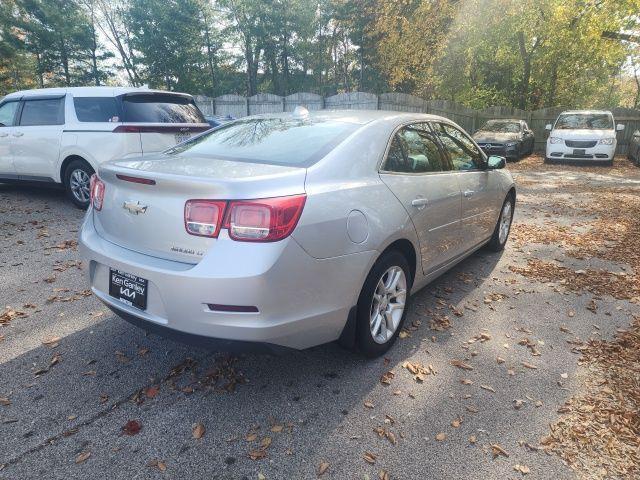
[80,109,516,357]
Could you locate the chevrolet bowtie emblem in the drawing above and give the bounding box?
[123,200,148,215]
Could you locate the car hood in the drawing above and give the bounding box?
[549,129,616,140]
[472,132,520,143]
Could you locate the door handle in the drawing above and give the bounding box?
[411,197,429,209]
[463,190,474,198]
[12,132,24,137]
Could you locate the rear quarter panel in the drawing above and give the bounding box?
[292,120,420,261]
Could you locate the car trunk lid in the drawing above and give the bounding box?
[93,155,307,264]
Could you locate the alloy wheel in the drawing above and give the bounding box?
[369,266,407,344]
[69,168,91,204]
[498,200,512,244]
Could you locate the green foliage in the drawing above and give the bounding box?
[0,0,638,108]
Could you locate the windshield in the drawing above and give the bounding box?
[168,117,360,166]
[479,121,520,133]
[555,113,613,130]
[121,94,205,123]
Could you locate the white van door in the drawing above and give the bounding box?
[12,96,65,181]
[0,100,20,176]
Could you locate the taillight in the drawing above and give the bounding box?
[184,200,226,237]
[224,195,306,242]
[89,174,105,211]
[184,195,306,242]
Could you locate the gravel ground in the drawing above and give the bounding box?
[1,157,638,479]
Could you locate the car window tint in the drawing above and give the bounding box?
[433,122,484,171]
[122,94,205,123]
[168,117,359,167]
[74,97,119,122]
[0,101,19,127]
[19,98,65,126]
[383,124,445,173]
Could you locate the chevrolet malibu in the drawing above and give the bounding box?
[80,110,516,357]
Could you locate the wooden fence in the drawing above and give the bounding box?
[194,92,640,155]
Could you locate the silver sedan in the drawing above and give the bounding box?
[80,109,516,357]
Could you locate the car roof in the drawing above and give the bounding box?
[559,110,613,115]
[3,86,194,100]
[242,109,458,126]
[484,118,523,123]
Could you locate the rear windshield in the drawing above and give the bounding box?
[121,94,205,124]
[480,120,520,133]
[555,113,613,130]
[168,117,360,166]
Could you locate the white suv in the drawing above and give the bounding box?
[545,110,624,166]
[0,87,209,208]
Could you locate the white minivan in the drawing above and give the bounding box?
[545,110,624,165]
[0,87,209,208]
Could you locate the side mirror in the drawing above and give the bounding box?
[0,122,5,128]
[616,124,625,131]
[545,124,552,131]
[487,155,506,169]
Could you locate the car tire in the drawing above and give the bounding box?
[487,194,514,252]
[64,159,94,210]
[356,251,411,358]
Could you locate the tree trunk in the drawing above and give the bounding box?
[517,31,531,110]
[201,7,216,96]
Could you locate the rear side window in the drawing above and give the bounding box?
[433,122,484,171]
[121,94,205,123]
[0,101,19,126]
[383,124,446,173]
[168,117,359,166]
[19,98,65,126]
[74,97,119,122]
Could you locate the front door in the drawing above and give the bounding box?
[0,100,20,176]
[432,122,500,248]
[12,96,65,180]
[379,123,462,274]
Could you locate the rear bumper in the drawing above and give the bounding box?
[79,211,374,350]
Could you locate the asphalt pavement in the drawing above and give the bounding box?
[1,158,638,479]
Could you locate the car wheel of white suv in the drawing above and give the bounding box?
[356,250,411,357]
[64,159,94,210]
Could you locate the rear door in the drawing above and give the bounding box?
[12,96,65,180]
[379,122,463,274]
[432,121,500,249]
[119,93,210,155]
[0,100,20,176]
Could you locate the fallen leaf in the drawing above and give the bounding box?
[248,449,266,460]
[192,423,205,439]
[42,336,61,347]
[122,420,141,436]
[450,359,474,371]
[270,424,284,432]
[0,397,10,406]
[364,401,375,409]
[435,432,446,441]
[491,444,509,458]
[363,451,377,464]
[318,461,330,476]
[480,385,495,393]
[514,464,531,475]
[75,451,91,464]
[260,436,272,449]
[144,386,159,398]
[148,459,167,471]
[469,435,477,444]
